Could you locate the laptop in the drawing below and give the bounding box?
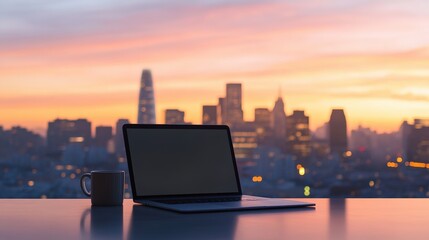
[123,124,315,213]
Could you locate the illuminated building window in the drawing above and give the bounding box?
[69,137,84,143]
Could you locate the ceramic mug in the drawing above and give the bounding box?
[80,170,125,206]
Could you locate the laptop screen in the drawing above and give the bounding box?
[124,126,240,197]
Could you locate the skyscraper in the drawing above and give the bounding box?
[400,120,412,160]
[286,110,311,157]
[94,126,113,149]
[231,122,258,160]
[254,108,272,144]
[255,108,271,130]
[137,69,156,124]
[329,109,348,155]
[218,97,226,124]
[46,118,92,155]
[225,83,243,126]
[404,119,429,162]
[350,125,373,153]
[202,105,218,125]
[272,96,287,140]
[165,109,185,124]
[115,119,129,158]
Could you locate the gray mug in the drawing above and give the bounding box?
[80,170,125,206]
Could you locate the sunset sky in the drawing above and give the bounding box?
[1,0,429,135]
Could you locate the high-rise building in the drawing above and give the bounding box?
[47,118,92,155]
[400,120,412,160]
[94,126,113,149]
[286,110,311,158]
[218,97,226,124]
[225,83,243,126]
[202,105,218,125]
[272,97,287,140]
[350,125,373,153]
[165,109,185,124]
[254,108,272,144]
[403,119,429,163]
[137,69,156,124]
[254,108,271,130]
[115,119,129,158]
[231,122,258,160]
[329,109,348,155]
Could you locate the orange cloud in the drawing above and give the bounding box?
[1,1,429,134]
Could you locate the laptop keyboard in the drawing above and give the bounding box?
[155,196,261,204]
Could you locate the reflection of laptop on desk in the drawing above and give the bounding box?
[123,124,315,213]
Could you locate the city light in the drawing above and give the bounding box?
[408,161,429,169]
[27,180,34,187]
[369,181,375,187]
[386,162,398,168]
[344,151,352,157]
[252,176,263,183]
[55,165,64,170]
[304,186,310,196]
[396,157,403,163]
[299,167,306,176]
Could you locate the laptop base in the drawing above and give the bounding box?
[136,195,315,213]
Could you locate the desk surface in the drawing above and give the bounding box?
[0,198,427,240]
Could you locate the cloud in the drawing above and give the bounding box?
[0,91,136,108]
[324,89,429,102]
[2,0,429,132]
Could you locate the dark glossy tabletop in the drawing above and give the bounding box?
[0,199,428,240]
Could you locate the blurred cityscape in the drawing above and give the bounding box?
[1,69,429,198]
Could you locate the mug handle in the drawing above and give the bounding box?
[80,173,91,197]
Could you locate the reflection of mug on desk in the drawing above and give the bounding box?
[80,206,123,240]
[80,170,124,206]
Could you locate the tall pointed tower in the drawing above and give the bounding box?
[272,87,287,140]
[137,69,156,124]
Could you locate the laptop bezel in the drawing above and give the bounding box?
[123,124,243,201]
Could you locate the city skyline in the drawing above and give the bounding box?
[1,69,429,199]
[2,1,429,134]
[0,79,420,137]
